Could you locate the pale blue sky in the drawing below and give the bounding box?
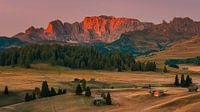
[0,0,200,36]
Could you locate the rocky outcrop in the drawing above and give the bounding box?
[14,15,145,43]
[149,17,200,38]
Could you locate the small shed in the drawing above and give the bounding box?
[188,85,198,92]
[93,95,106,106]
[149,89,165,97]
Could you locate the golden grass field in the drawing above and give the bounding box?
[0,64,200,112]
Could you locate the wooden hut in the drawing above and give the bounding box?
[93,95,106,106]
[149,89,165,97]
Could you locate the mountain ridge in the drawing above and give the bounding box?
[14,15,145,43]
[2,15,200,57]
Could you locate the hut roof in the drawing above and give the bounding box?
[94,95,104,100]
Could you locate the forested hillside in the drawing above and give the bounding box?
[165,56,200,66]
[0,45,156,71]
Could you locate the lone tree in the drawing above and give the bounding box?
[106,92,112,105]
[180,74,185,87]
[85,87,91,97]
[4,86,9,95]
[75,84,82,95]
[174,75,179,86]
[40,81,50,97]
[163,66,168,73]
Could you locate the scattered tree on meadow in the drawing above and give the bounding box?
[32,92,36,100]
[174,75,179,86]
[106,92,112,105]
[85,87,91,97]
[25,93,31,102]
[40,81,50,97]
[4,86,9,95]
[185,75,193,87]
[50,87,57,96]
[76,84,82,95]
[181,74,186,87]
[58,88,63,95]
[62,89,67,94]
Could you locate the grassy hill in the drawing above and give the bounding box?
[137,36,200,62]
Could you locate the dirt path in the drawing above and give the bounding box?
[144,92,200,112]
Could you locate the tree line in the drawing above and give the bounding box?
[25,81,67,102]
[174,74,193,87]
[166,56,200,66]
[0,44,156,71]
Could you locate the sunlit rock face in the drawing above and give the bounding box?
[14,15,145,43]
[82,15,144,42]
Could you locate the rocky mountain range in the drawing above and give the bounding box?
[2,15,200,56]
[93,17,200,55]
[14,15,145,43]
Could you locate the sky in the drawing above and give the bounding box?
[0,0,200,36]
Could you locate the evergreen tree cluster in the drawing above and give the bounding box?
[25,92,36,102]
[174,74,193,87]
[75,79,91,97]
[25,81,67,102]
[0,44,156,71]
[131,61,156,71]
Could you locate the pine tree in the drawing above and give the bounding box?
[62,89,67,94]
[75,84,82,95]
[4,86,9,95]
[40,81,50,97]
[106,92,112,105]
[50,87,57,96]
[181,74,185,87]
[163,66,168,73]
[58,88,63,95]
[32,92,36,100]
[174,75,179,86]
[185,75,192,87]
[85,87,91,97]
[189,77,192,85]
